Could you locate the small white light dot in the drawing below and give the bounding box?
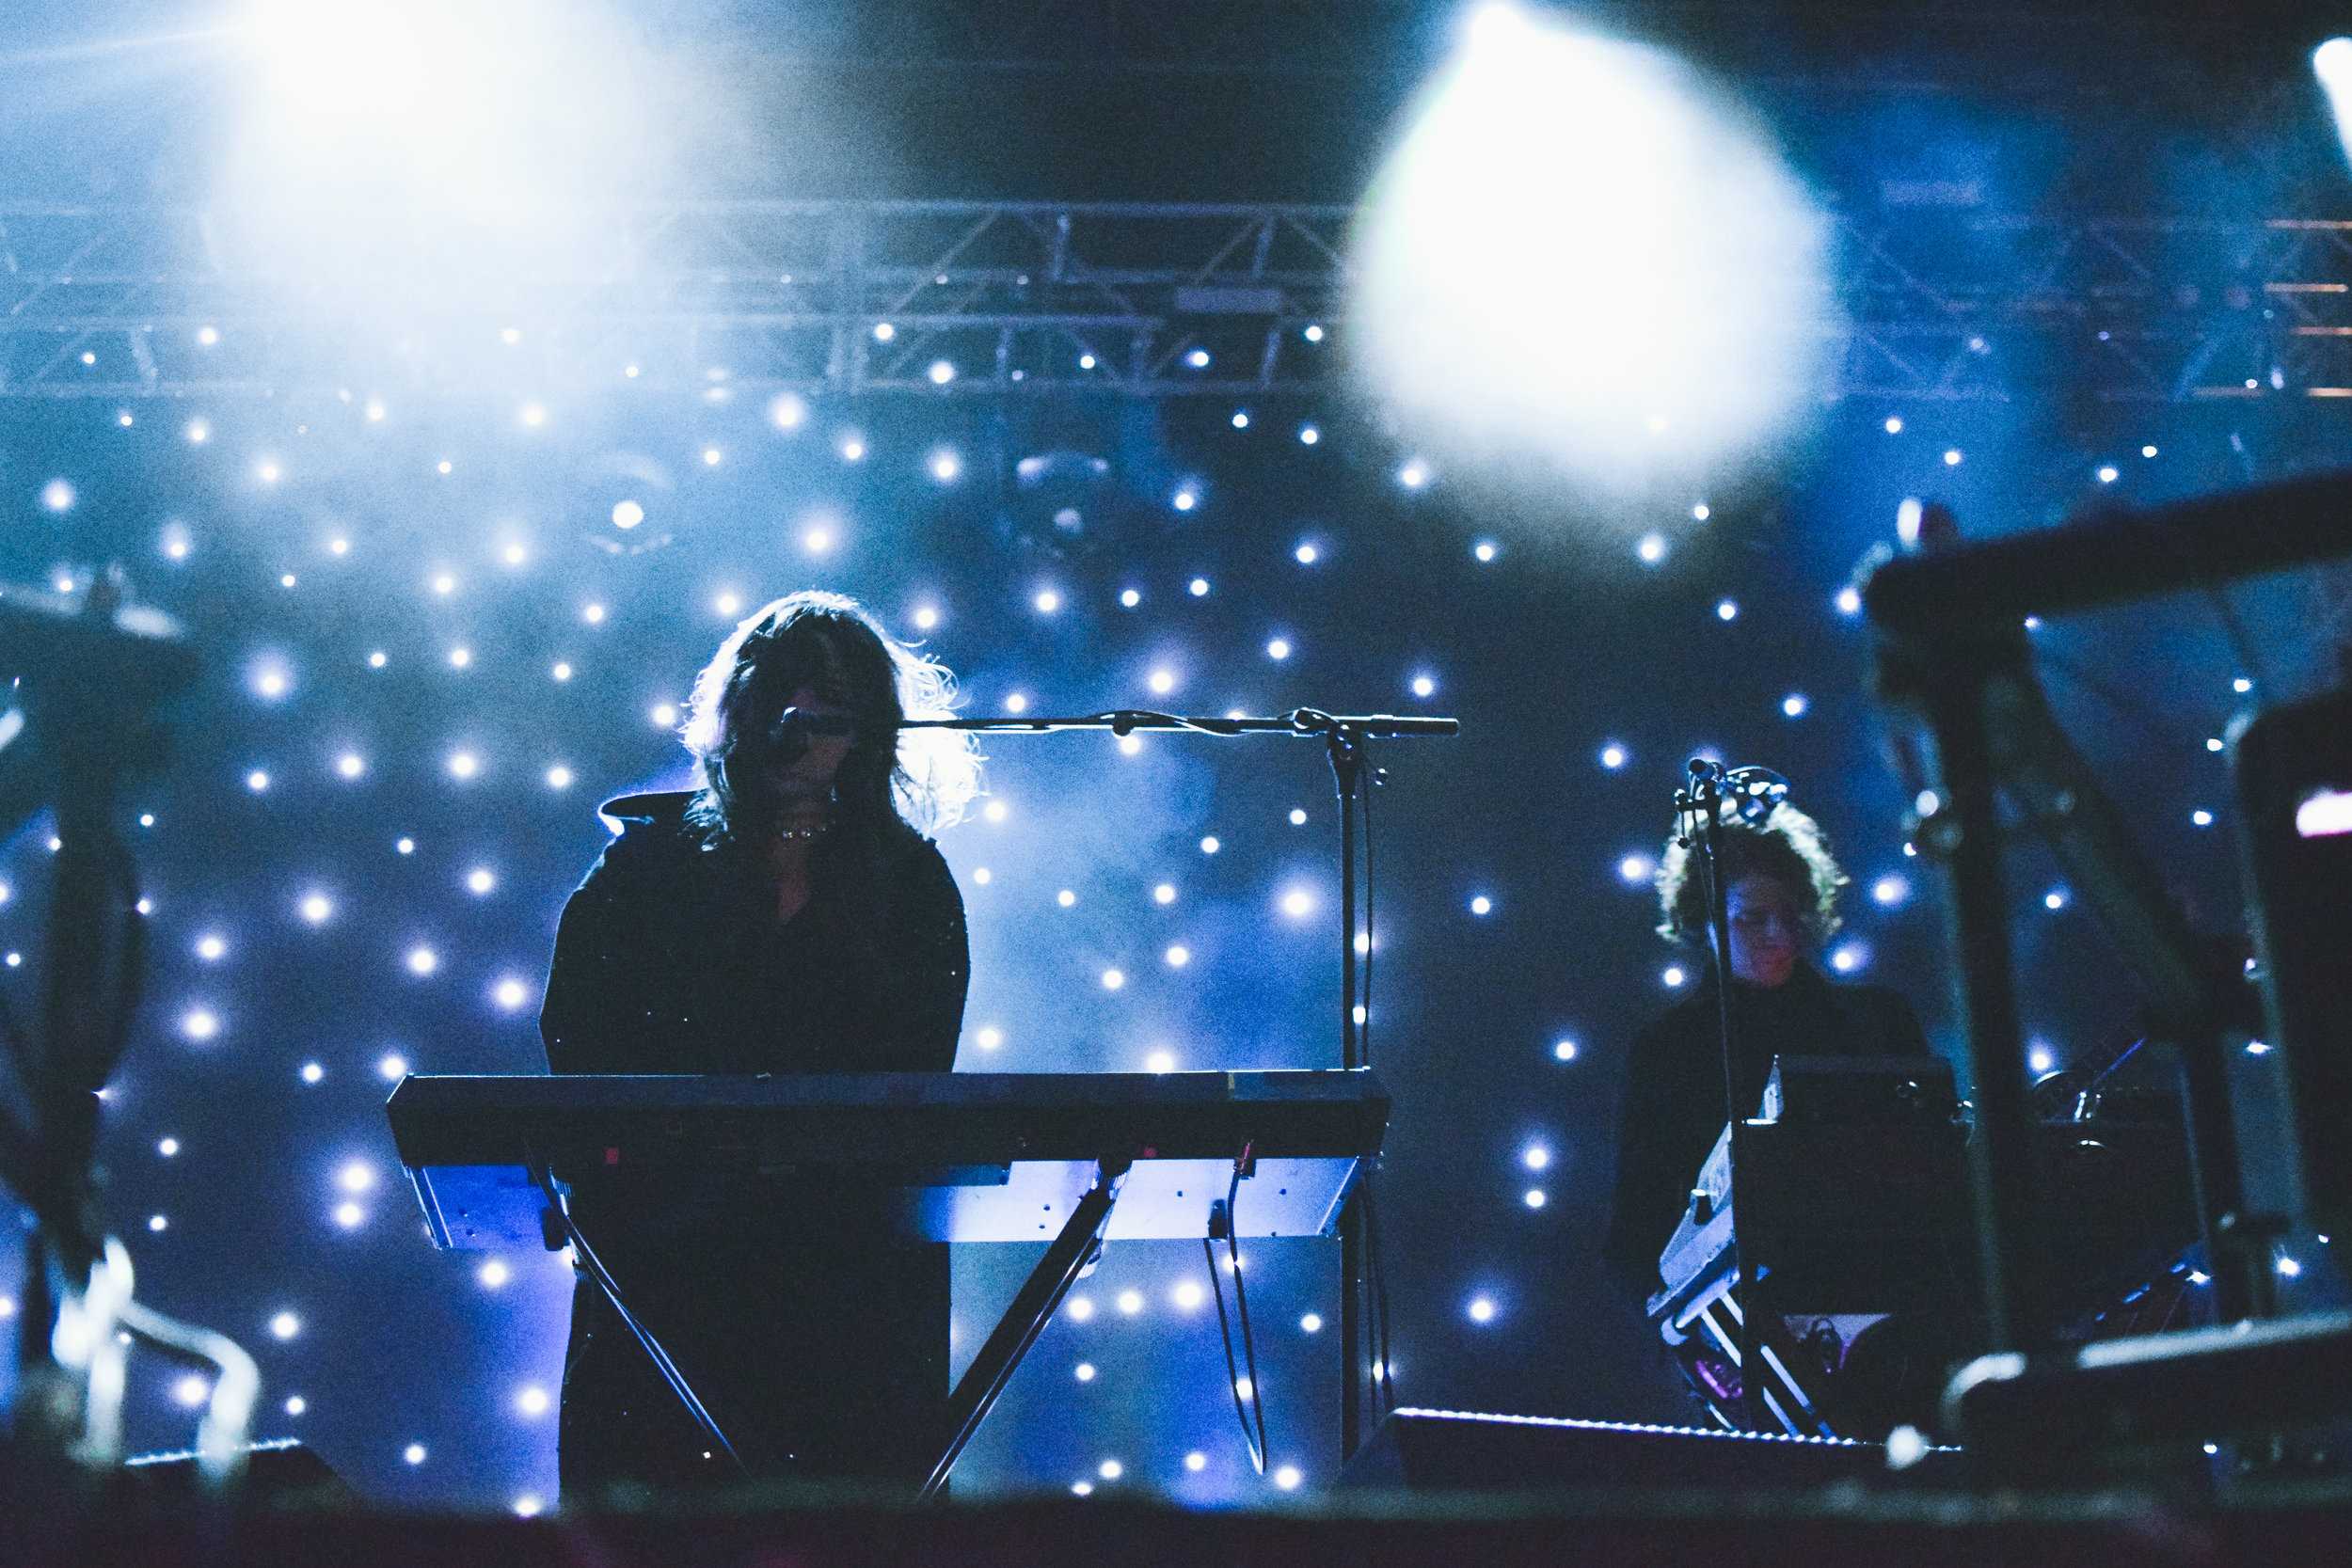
[1146,1048,1177,1073]
[1410,675,1436,698]
[395,838,414,855]
[652,704,678,728]
[2096,465,2119,483]
[1078,353,1097,371]
[1716,599,1740,622]
[1289,808,1309,826]
[1189,578,1211,597]
[1782,693,1808,718]
[2191,809,2213,827]
[1872,875,1910,906]
[1154,883,1177,904]
[1173,488,1198,512]
[246,770,270,793]
[1525,1188,1548,1208]
[1074,1362,1097,1383]
[299,894,333,925]
[1468,1296,1496,1323]
[2279,1256,2303,1278]
[300,1062,324,1084]
[1663,965,1687,988]
[173,1374,209,1408]
[930,451,961,483]
[447,752,479,780]
[1200,836,1221,855]
[478,1259,511,1289]
[702,446,723,467]
[1470,895,1492,916]
[1165,945,1190,968]
[1034,589,1061,614]
[1692,502,1711,521]
[404,1444,427,1465]
[158,1137,181,1157]
[1185,1450,1209,1471]
[1118,1290,1144,1315]
[148,1214,168,1232]
[379,1053,408,1078]
[186,419,210,444]
[2044,889,2067,911]
[334,1202,365,1229]
[976,1025,1004,1050]
[1274,1465,1303,1491]
[1943,448,1963,467]
[2028,1044,2056,1074]
[516,1385,551,1418]
[547,765,573,789]
[1281,889,1313,918]
[406,946,438,976]
[1523,1145,1550,1171]
[1185,348,1211,369]
[1299,425,1320,445]
[270,1312,300,1340]
[1637,533,1667,564]
[1398,461,1428,489]
[1173,1281,1204,1309]
[368,651,387,668]
[1101,969,1125,990]
[493,977,529,1010]
[1553,1038,1578,1062]
[285,1396,305,1416]
[1295,543,1319,564]
[182,1008,220,1042]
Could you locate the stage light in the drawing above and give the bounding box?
[1692,503,1710,521]
[1473,541,1498,562]
[2028,1043,2055,1074]
[1618,853,1653,884]
[186,419,210,444]
[1872,875,1910,907]
[2044,888,2068,911]
[1399,461,1429,489]
[1078,353,1097,371]
[271,1312,301,1340]
[650,704,678,728]
[2191,809,2213,828]
[930,451,961,483]
[300,893,334,925]
[1525,1188,1547,1208]
[1201,836,1221,854]
[257,459,283,485]
[874,323,897,342]
[1470,895,1493,915]
[395,838,414,856]
[1232,411,1250,429]
[1289,808,1310,826]
[405,945,438,977]
[1831,942,1867,973]
[551,663,573,683]
[1299,425,1320,445]
[183,1008,221,1042]
[301,1063,324,1084]
[447,751,479,779]
[173,1375,210,1408]
[1637,533,1667,564]
[1782,693,1808,718]
[2320,40,2352,170]
[1100,969,1125,990]
[1173,488,1198,512]
[1189,578,1212,596]
[1411,674,1436,697]
[929,360,956,387]
[1172,1281,1204,1309]
[285,1397,306,1416]
[841,437,866,462]
[1523,1145,1550,1171]
[1351,6,1825,499]
[159,1138,183,1158]
[40,479,74,513]
[147,1214,167,1232]
[1034,590,1062,614]
[983,800,1009,823]
[1165,945,1190,968]
[1943,449,1963,466]
[1184,348,1211,369]
[1716,599,1739,622]
[2096,465,2118,483]
[1553,1038,1578,1061]
[1280,889,1314,918]
[1117,1290,1144,1315]
[1662,965,1686,988]
[403,1444,426,1465]
[976,1026,1003,1050]
[1467,1295,1496,1323]
[1268,639,1293,659]
[1005,692,1030,714]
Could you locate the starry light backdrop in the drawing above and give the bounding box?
[5,0,2352,1520]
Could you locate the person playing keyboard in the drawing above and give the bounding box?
[538,589,982,1504]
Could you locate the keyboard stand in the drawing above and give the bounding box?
[921,1156,1131,1499]
[528,1162,747,1476]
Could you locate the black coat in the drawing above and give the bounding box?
[537,790,970,1496]
[1601,961,1932,1295]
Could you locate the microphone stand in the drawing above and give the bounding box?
[904,707,1457,1463]
[1672,760,1785,1432]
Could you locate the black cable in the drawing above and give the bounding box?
[1205,1151,1267,1474]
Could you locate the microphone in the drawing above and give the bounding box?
[765,706,860,747]
[1685,758,1790,823]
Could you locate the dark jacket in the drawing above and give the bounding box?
[1601,961,1931,1296]
[537,790,970,1496]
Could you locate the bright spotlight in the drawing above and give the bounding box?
[2320,40,2352,169]
[1348,7,1827,498]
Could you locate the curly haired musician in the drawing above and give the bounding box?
[1602,800,1938,1428]
[538,591,982,1502]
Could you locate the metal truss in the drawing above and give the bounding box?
[2,199,2349,404]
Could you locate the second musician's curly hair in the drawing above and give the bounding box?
[1653,800,1848,947]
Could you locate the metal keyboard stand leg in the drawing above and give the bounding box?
[921,1157,1130,1500]
[530,1164,747,1477]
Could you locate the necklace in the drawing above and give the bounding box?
[775,822,831,842]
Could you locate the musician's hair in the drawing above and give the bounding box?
[679,591,982,852]
[1653,800,1847,947]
